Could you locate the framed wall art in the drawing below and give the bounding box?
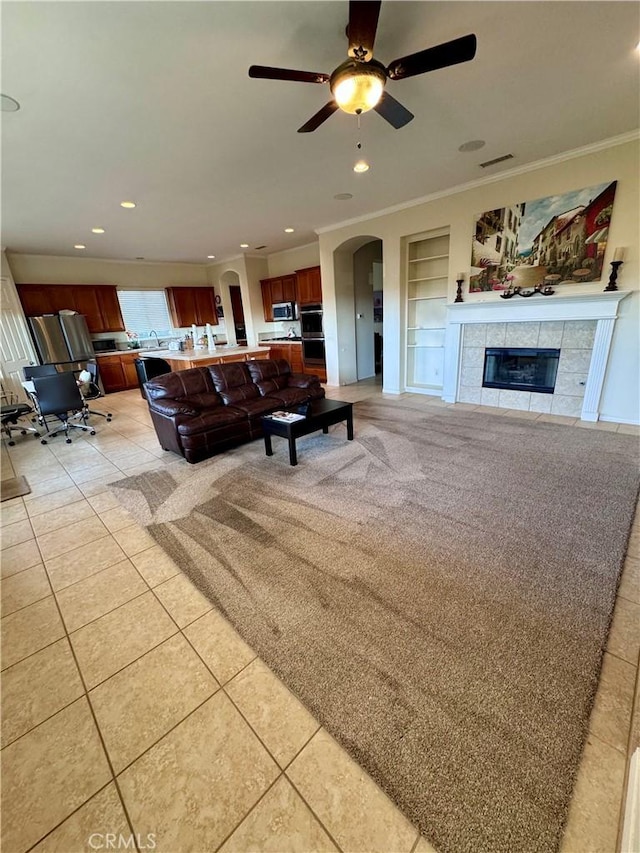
[469,181,617,292]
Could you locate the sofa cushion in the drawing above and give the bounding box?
[246,358,291,383]
[149,399,199,417]
[260,386,312,407]
[146,367,215,402]
[180,391,225,410]
[208,362,259,405]
[177,406,246,437]
[221,396,282,419]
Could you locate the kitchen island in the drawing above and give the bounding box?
[96,346,271,393]
[138,345,271,372]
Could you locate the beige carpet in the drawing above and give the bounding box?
[111,401,640,853]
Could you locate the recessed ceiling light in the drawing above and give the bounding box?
[74,244,86,250]
[120,201,136,209]
[334,193,353,200]
[240,243,249,248]
[207,254,216,259]
[1,94,20,112]
[458,139,486,153]
[91,227,105,234]
[353,161,370,173]
[284,228,294,233]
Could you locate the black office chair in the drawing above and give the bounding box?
[1,401,40,445]
[23,364,58,380]
[134,357,171,400]
[81,362,112,422]
[32,373,96,444]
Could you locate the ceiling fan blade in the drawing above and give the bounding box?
[347,0,381,61]
[387,34,477,81]
[373,91,414,129]
[297,101,339,133]
[248,65,330,84]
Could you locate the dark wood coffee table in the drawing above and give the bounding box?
[262,399,353,466]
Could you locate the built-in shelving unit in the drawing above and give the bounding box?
[405,228,450,394]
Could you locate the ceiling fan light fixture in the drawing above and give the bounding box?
[330,60,385,114]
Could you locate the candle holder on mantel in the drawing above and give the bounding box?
[603,260,623,292]
[454,277,465,303]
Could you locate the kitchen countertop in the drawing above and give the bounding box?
[138,345,268,361]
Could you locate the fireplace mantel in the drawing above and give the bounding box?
[442,291,631,420]
[446,290,630,325]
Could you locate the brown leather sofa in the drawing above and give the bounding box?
[144,358,325,463]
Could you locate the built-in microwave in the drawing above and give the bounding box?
[91,338,117,353]
[272,302,297,321]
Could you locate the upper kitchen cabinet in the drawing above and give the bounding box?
[166,287,218,327]
[94,286,125,331]
[17,284,57,317]
[295,266,322,305]
[260,274,297,321]
[16,284,125,332]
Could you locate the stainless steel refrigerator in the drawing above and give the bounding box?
[28,313,95,364]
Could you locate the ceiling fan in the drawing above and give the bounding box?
[248,0,477,133]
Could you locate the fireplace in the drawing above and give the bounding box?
[483,348,560,394]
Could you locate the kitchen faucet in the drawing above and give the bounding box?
[149,330,159,346]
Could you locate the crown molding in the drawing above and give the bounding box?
[4,250,204,267]
[316,130,640,235]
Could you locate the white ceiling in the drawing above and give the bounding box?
[2,1,638,264]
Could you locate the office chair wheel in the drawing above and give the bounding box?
[66,437,72,444]
[90,430,96,436]
[107,415,112,421]
[20,429,27,435]
[41,439,47,445]
[8,440,15,446]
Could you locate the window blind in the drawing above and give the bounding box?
[117,290,172,335]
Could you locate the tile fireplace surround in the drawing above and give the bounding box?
[443,291,630,421]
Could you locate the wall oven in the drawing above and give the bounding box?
[300,304,324,338]
[302,338,326,365]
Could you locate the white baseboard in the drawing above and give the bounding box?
[621,748,640,853]
[599,416,640,426]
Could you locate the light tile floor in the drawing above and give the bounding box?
[1,382,638,853]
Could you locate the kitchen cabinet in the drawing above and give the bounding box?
[16,284,125,332]
[259,342,303,372]
[121,353,139,389]
[260,275,297,321]
[96,287,126,331]
[166,287,218,328]
[96,355,128,393]
[295,266,322,306]
[96,352,140,393]
[17,285,54,317]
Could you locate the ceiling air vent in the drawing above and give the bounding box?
[254,245,267,250]
[479,153,514,169]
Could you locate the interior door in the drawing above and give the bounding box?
[0,275,38,402]
[229,285,246,345]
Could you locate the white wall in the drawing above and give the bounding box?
[319,137,639,421]
[267,243,320,278]
[7,253,208,288]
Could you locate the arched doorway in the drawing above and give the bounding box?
[331,235,383,386]
[219,270,245,346]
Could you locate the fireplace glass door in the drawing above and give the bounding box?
[483,348,560,394]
